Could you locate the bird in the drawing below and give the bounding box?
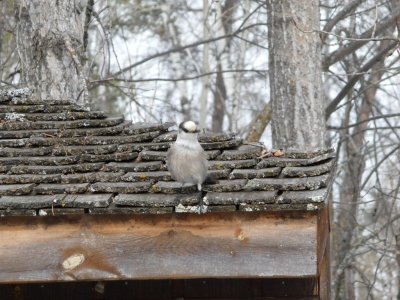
[167,121,208,191]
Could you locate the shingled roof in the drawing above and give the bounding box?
[0,88,336,217]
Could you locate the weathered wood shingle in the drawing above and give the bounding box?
[0,88,336,216]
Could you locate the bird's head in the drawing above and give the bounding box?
[179,121,200,134]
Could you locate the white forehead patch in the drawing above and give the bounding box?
[183,121,197,132]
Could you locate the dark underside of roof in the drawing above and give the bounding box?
[0,89,335,217]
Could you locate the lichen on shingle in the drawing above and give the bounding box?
[4,112,26,122]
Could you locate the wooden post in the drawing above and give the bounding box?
[317,204,331,299]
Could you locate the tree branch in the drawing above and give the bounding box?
[360,145,400,190]
[83,0,94,52]
[323,6,400,69]
[325,40,398,119]
[89,69,267,86]
[106,22,267,80]
[321,0,363,44]
[245,103,271,142]
[331,113,400,129]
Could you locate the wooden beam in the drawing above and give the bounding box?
[0,211,318,282]
[0,278,319,299]
[317,204,331,299]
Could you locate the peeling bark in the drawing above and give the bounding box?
[16,0,86,104]
[267,0,326,151]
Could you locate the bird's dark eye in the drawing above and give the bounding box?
[179,122,189,133]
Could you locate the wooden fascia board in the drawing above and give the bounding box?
[316,203,331,299]
[0,211,318,283]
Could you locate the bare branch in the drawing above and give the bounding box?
[323,6,400,69]
[83,0,94,52]
[328,113,400,129]
[321,0,364,43]
[361,145,400,190]
[325,40,398,119]
[89,69,267,87]
[107,22,267,80]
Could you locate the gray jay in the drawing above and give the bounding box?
[167,121,208,191]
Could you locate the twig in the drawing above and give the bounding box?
[325,40,398,119]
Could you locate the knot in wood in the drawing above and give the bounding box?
[62,253,85,270]
[167,230,177,237]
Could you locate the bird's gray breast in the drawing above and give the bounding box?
[167,143,208,184]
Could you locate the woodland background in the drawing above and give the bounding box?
[1,0,400,299]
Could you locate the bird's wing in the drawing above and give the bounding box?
[166,145,175,168]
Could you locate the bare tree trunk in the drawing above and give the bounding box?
[0,2,3,72]
[211,0,234,132]
[199,0,210,129]
[267,0,325,151]
[332,39,390,300]
[212,63,226,132]
[231,0,250,133]
[397,233,400,300]
[16,0,86,104]
[245,103,271,142]
[162,10,192,121]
